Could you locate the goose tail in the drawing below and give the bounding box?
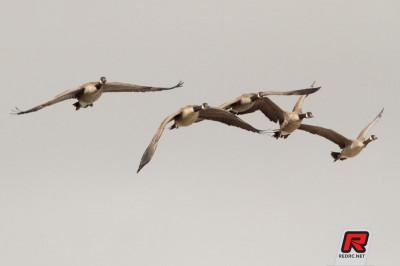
[331,152,341,162]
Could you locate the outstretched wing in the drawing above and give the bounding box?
[218,87,321,113]
[217,96,243,110]
[103,80,183,93]
[357,108,384,140]
[11,87,84,115]
[290,87,321,112]
[137,110,182,173]
[198,107,264,133]
[241,97,285,124]
[298,124,351,149]
[259,87,321,97]
[292,94,308,113]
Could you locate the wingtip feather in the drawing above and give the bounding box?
[10,107,22,115]
[137,164,144,173]
[175,80,184,88]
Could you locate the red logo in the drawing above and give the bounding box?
[341,231,369,253]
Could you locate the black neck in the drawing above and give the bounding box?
[250,94,258,101]
[95,83,103,90]
[363,138,373,146]
[193,105,202,112]
[299,113,307,119]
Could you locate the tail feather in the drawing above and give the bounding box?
[73,102,80,111]
[331,152,341,162]
[273,130,280,139]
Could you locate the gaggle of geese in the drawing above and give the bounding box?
[12,77,384,173]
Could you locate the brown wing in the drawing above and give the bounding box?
[298,124,351,149]
[198,107,264,133]
[357,108,384,140]
[103,80,183,93]
[195,96,243,124]
[246,97,285,124]
[11,87,84,115]
[137,110,182,173]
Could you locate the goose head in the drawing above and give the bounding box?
[193,103,209,112]
[95,76,107,90]
[201,103,209,110]
[299,112,314,119]
[249,93,262,101]
[364,135,378,145]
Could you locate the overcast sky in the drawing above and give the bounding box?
[1,1,399,265]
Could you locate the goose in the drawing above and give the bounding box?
[137,103,265,173]
[12,77,183,115]
[218,86,320,114]
[261,93,316,139]
[298,108,384,161]
[217,86,320,139]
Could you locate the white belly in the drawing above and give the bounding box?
[341,141,365,158]
[79,88,103,106]
[280,112,301,134]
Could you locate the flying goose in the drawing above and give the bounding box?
[298,108,384,161]
[218,86,321,114]
[12,77,183,115]
[219,86,320,139]
[137,103,265,173]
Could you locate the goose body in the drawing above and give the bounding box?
[137,103,265,173]
[12,77,183,115]
[340,140,365,159]
[174,106,201,127]
[298,108,383,161]
[228,93,257,113]
[77,83,104,107]
[280,112,303,136]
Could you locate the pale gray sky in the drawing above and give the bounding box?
[1,1,399,265]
